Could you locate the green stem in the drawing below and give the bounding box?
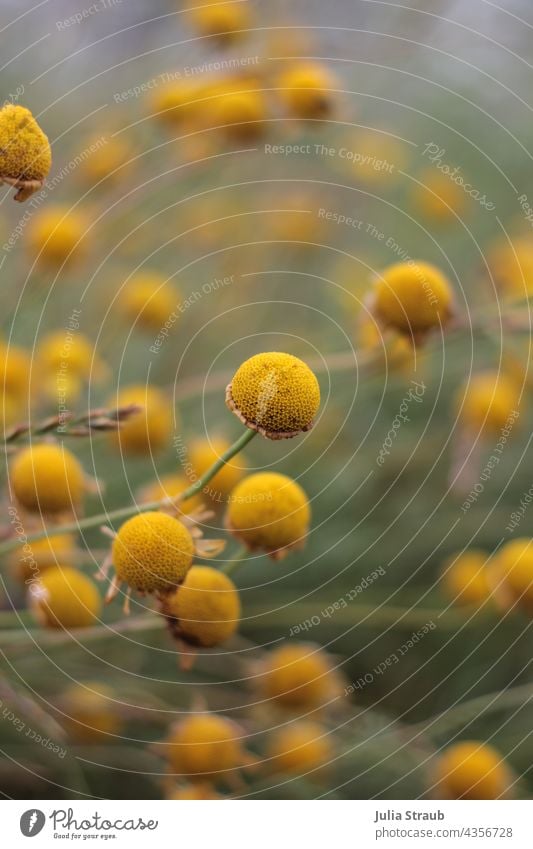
[0,428,257,555]
[222,545,250,577]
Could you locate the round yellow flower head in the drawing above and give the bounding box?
[494,538,533,614]
[0,342,31,401]
[112,511,195,595]
[0,104,51,200]
[165,713,250,781]
[120,272,177,332]
[489,237,533,300]
[277,62,339,119]
[28,205,90,267]
[187,0,251,45]
[442,550,493,607]
[189,435,247,502]
[335,130,407,185]
[258,643,340,709]
[30,566,101,629]
[148,80,202,128]
[226,352,320,439]
[358,315,416,374]
[267,721,332,776]
[434,742,512,799]
[457,371,519,436]
[38,330,105,382]
[62,682,121,743]
[140,474,202,515]
[211,89,266,140]
[226,472,310,559]
[411,169,467,222]
[78,134,133,185]
[10,532,76,584]
[11,444,86,514]
[372,261,454,336]
[110,385,172,455]
[161,565,241,648]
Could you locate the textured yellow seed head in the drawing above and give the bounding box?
[227,472,310,559]
[165,714,248,780]
[189,435,247,501]
[442,550,492,607]
[11,444,85,514]
[10,532,76,584]
[434,742,512,800]
[0,104,51,181]
[267,721,332,776]
[30,566,101,629]
[62,682,120,743]
[28,205,89,267]
[494,538,533,614]
[120,272,177,331]
[112,512,194,594]
[162,566,241,648]
[227,352,320,439]
[259,644,340,708]
[457,371,519,435]
[373,261,453,334]
[110,385,172,455]
[277,62,338,119]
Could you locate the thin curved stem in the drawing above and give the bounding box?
[0,428,257,555]
[222,545,250,577]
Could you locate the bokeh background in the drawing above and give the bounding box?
[1,0,533,800]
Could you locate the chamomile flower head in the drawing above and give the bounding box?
[226,472,310,559]
[161,565,241,648]
[187,0,251,45]
[0,104,51,201]
[277,61,339,120]
[110,385,173,455]
[434,742,512,800]
[28,205,90,268]
[494,537,533,614]
[10,532,76,584]
[258,643,341,709]
[30,566,101,629]
[442,550,493,607]
[266,721,332,776]
[111,512,195,596]
[165,713,250,782]
[149,80,202,128]
[372,261,454,336]
[226,352,320,439]
[456,371,519,436]
[189,435,247,501]
[11,444,86,515]
[120,272,178,332]
[62,682,121,743]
